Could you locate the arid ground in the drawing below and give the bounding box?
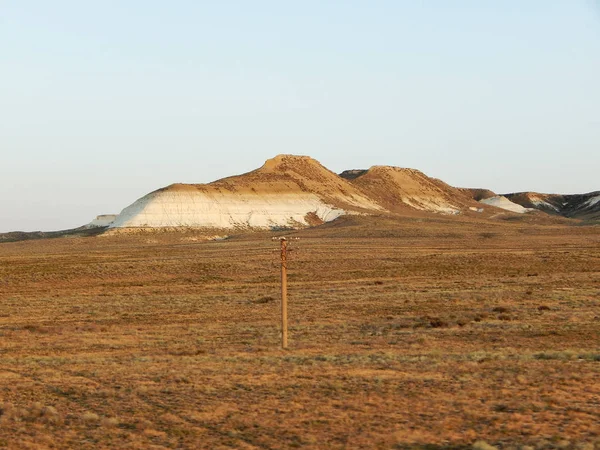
[0,215,599,449]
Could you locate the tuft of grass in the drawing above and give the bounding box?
[428,317,449,328]
[101,417,119,428]
[82,412,100,423]
[472,441,498,450]
[251,296,276,304]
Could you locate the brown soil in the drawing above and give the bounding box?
[0,215,599,449]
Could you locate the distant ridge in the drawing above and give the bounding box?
[106,155,598,230]
[5,154,596,237]
[504,191,600,221]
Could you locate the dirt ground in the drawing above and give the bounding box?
[0,215,599,449]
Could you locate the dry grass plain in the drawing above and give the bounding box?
[0,215,599,449]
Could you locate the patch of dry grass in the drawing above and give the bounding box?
[0,216,599,448]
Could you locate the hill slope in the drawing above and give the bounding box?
[340,166,479,214]
[110,155,383,229]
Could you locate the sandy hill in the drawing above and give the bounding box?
[213,155,381,212]
[340,166,480,215]
[505,191,600,221]
[110,155,383,230]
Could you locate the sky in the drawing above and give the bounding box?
[1,1,599,232]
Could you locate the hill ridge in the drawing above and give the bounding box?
[109,156,599,230]
[109,155,383,229]
[340,164,478,215]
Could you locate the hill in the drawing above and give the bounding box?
[110,155,382,229]
[340,166,480,215]
[4,155,596,237]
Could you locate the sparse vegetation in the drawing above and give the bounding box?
[0,216,598,448]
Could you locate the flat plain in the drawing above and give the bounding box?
[0,215,599,449]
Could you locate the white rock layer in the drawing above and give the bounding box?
[110,191,345,229]
[480,196,531,214]
[529,197,559,212]
[583,194,600,208]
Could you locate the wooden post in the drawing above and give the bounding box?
[280,238,288,349]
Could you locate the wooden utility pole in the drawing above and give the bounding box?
[280,237,288,349]
[274,235,297,349]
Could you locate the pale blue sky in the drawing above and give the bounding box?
[1,1,599,232]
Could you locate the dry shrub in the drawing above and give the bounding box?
[135,418,153,431]
[0,403,16,423]
[101,417,119,428]
[492,403,510,412]
[472,440,498,450]
[28,402,45,418]
[144,429,167,438]
[0,402,61,425]
[252,296,275,304]
[82,412,100,423]
[40,406,61,424]
[428,317,449,328]
[161,413,183,424]
[492,306,509,313]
